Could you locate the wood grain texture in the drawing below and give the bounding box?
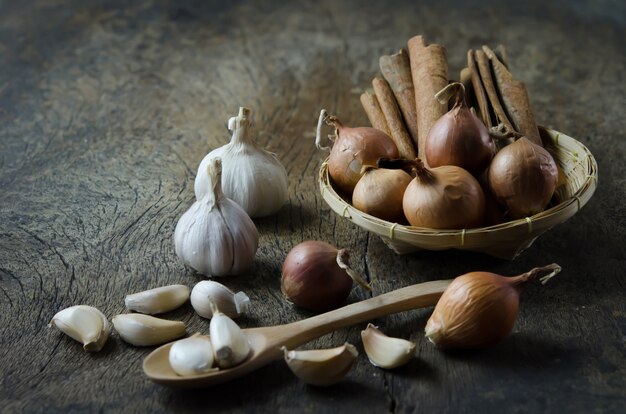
[0,0,624,413]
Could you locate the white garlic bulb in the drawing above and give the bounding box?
[175,157,259,277]
[169,334,217,376]
[194,107,288,218]
[190,280,250,319]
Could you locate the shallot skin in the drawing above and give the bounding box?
[425,272,519,349]
[328,126,398,194]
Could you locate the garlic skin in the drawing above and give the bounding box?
[195,107,288,218]
[209,308,251,368]
[361,324,416,369]
[125,285,190,315]
[112,314,186,347]
[175,157,259,276]
[190,280,250,319]
[49,305,111,352]
[283,343,358,386]
[169,334,217,376]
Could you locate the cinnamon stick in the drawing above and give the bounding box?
[475,50,514,132]
[372,77,417,159]
[467,49,493,128]
[483,45,542,146]
[494,44,508,68]
[379,49,419,148]
[407,35,448,166]
[360,92,391,136]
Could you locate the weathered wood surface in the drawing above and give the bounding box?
[0,0,624,412]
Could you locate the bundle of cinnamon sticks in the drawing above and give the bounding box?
[361,35,543,164]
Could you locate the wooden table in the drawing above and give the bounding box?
[1,0,624,412]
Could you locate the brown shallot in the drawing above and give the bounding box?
[281,241,371,312]
[380,159,485,229]
[352,166,412,223]
[488,137,558,218]
[316,110,398,194]
[425,82,495,175]
[425,264,561,349]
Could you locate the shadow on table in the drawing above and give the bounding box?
[157,361,376,411]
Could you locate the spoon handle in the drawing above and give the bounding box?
[277,279,452,349]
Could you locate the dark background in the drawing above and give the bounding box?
[1,0,624,412]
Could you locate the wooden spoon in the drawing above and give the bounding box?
[143,279,451,388]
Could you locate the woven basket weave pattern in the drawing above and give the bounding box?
[319,129,597,259]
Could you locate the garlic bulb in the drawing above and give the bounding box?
[169,334,217,376]
[49,305,111,352]
[209,306,251,368]
[175,157,259,276]
[191,280,250,319]
[194,107,288,218]
[283,343,358,386]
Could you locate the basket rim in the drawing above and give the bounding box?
[318,128,598,239]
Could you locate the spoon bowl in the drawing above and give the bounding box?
[143,279,451,388]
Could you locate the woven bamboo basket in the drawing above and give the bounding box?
[319,129,597,259]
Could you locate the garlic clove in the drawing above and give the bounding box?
[209,309,251,368]
[190,280,250,319]
[169,334,217,376]
[112,314,186,347]
[361,324,416,369]
[283,343,358,386]
[125,284,190,315]
[49,305,111,352]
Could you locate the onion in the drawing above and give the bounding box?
[488,137,558,218]
[316,110,399,194]
[425,264,561,349]
[425,83,495,175]
[281,241,371,312]
[352,166,412,223]
[380,159,485,229]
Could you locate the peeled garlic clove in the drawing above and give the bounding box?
[125,284,190,314]
[209,309,250,368]
[49,305,111,352]
[112,314,186,346]
[361,324,416,369]
[283,343,358,386]
[169,334,217,376]
[190,280,250,319]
